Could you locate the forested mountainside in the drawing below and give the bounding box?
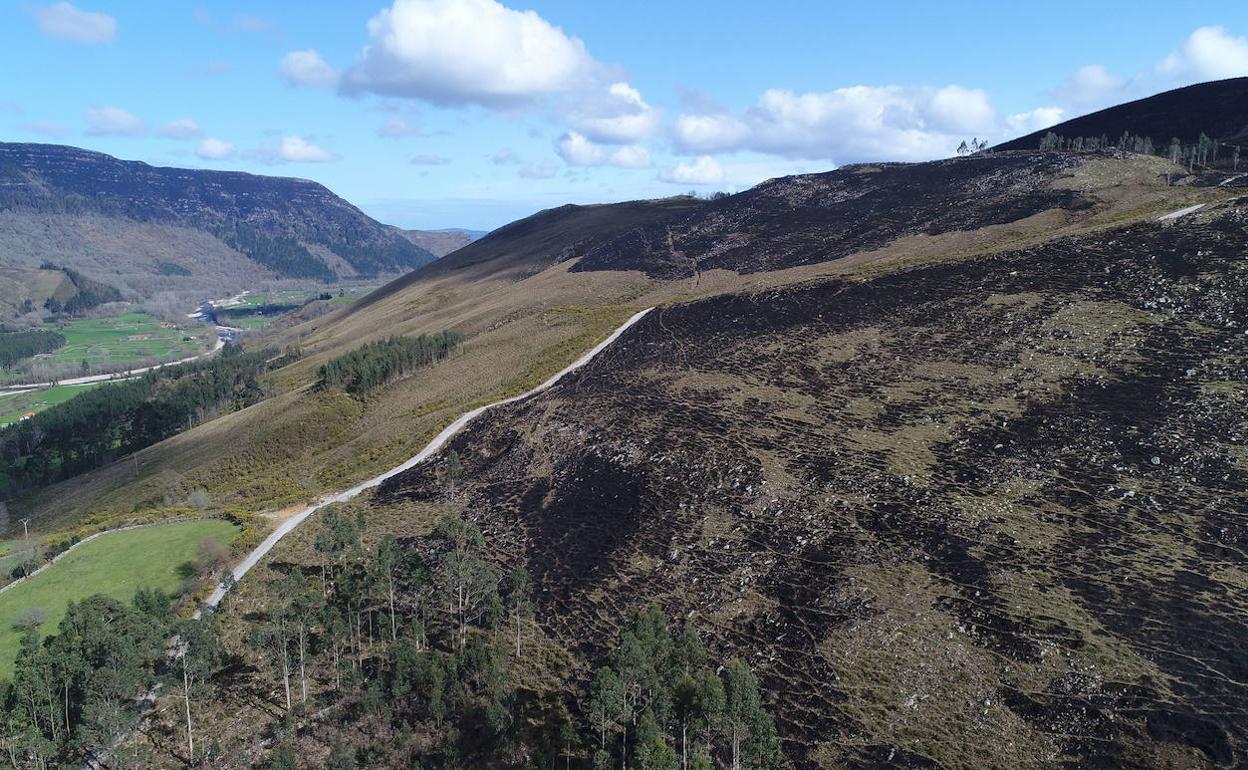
[0,143,434,286]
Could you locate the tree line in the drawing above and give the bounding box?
[317,330,463,398]
[0,331,65,369]
[248,507,783,769]
[0,497,785,768]
[0,343,299,496]
[0,589,225,768]
[1037,130,1243,173]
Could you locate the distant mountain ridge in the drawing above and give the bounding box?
[997,77,1248,151]
[394,227,485,257]
[0,142,435,285]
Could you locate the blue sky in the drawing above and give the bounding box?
[3,1,1247,230]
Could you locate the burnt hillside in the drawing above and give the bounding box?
[347,196,704,313]
[573,151,1092,278]
[380,200,1248,768]
[997,77,1248,151]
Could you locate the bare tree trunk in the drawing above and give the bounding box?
[281,644,292,712]
[682,723,688,770]
[182,664,195,760]
[44,688,58,743]
[299,626,308,703]
[388,574,397,642]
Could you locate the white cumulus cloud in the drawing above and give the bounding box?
[340,0,598,107]
[673,113,751,154]
[158,118,203,140]
[1006,107,1065,135]
[568,82,661,144]
[280,49,340,87]
[673,85,1020,162]
[196,138,236,160]
[555,131,651,168]
[1054,27,1248,114]
[28,2,115,44]
[608,144,651,169]
[85,105,144,136]
[555,131,604,166]
[278,136,337,162]
[1158,26,1248,82]
[658,156,725,185]
[925,85,996,135]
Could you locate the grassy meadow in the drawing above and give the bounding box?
[41,311,210,370]
[0,382,104,425]
[0,519,238,678]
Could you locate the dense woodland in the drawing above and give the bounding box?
[38,265,123,316]
[0,330,65,369]
[0,589,229,769]
[0,344,299,496]
[0,505,781,769]
[216,225,336,283]
[317,331,463,398]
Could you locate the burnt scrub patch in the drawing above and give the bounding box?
[375,204,1248,768]
[572,151,1094,278]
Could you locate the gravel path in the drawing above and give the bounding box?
[199,307,655,611]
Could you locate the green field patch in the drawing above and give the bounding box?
[228,314,277,329]
[0,382,104,425]
[31,312,209,371]
[0,519,237,678]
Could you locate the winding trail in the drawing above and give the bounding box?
[200,306,654,610]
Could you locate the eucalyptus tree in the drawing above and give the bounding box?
[170,616,222,761]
